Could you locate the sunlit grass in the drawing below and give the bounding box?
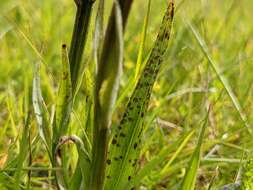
[1,0,253,189]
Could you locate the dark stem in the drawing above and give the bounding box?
[69,0,94,91]
[118,0,134,30]
[52,1,95,189]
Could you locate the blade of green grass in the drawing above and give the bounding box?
[32,63,52,157]
[179,109,210,190]
[54,135,91,190]
[51,44,73,189]
[113,0,152,112]
[54,44,73,149]
[14,80,31,190]
[187,21,252,137]
[14,115,30,190]
[105,1,174,189]
[134,0,151,80]
[130,129,195,188]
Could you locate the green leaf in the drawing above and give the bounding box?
[105,1,174,189]
[14,80,31,190]
[179,110,209,190]
[89,0,124,189]
[55,44,73,142]
[14,119,30,190]
[54,135,91,190]
[134,0,151,80]
[32,63,52,154]
[93,0,104,70]
[95,0,123,122]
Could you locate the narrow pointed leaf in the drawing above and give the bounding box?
[179,111,209,190]
[32,63,52,152]
[105,1,174,189]
[130,129,195,188]
[135,0,151,80]
[55,45,73,141]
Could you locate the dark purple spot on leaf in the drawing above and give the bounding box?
[112,139,117,145]
[106,159,111,165]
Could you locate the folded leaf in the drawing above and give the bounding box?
[55,45,73,142]
[32,63,52,153]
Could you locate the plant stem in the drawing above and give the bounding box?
[69,0,95,91]
[118,0,134,30]
[89,1,134,190]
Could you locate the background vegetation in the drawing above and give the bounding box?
[1,0,253,189]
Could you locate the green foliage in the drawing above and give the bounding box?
[242,156,253,189]
[130,129,195,187]
[1,0,253,189]
[104,1,174,189]
[179,111,209,190]
[90,0,124,188]
[32,63,52,154]
[54,45,73,143]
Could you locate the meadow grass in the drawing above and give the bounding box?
[1,0,253,189]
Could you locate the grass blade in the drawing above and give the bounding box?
[105,1,174,189]
[179,110,209,190]
[130,129,195,188]
[55,135,91,190]
[187,22,252,137]
[32,63,52,155]
[14,81,31,190]
[134,0,151,80]
[54,44,73,147]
